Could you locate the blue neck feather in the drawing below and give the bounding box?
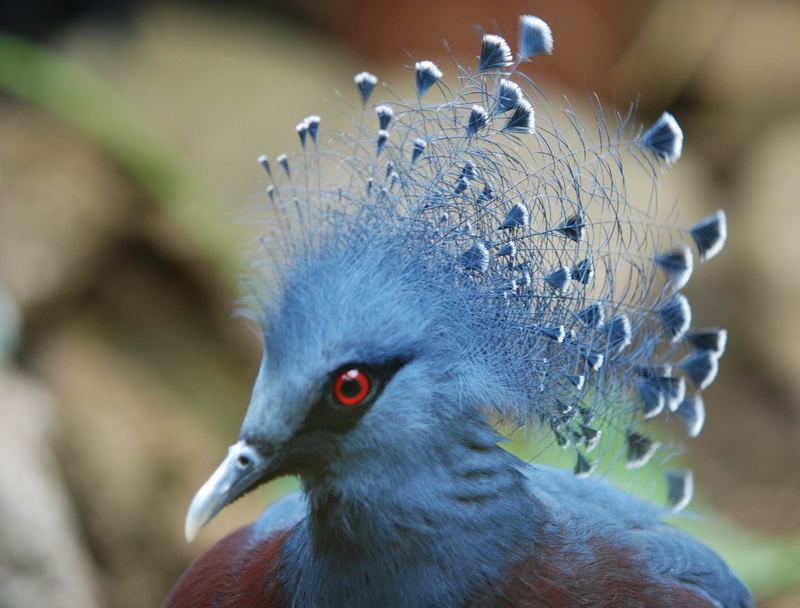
[280,417,538,607]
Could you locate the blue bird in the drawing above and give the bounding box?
[164,14,751,608]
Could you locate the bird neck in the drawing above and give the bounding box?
[280,419,539,606]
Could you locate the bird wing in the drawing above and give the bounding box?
[628,524,754,608]
[493,465,753,608]
[162,493,306,608]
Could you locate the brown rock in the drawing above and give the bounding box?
[0,367,101,608]
[0,102,136,314]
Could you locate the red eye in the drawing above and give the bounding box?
[333,368,371,407]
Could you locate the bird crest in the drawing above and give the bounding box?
[249,15,727,513]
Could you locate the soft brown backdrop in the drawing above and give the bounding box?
[0,1,798,606]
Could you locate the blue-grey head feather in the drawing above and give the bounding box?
[248,13,731,521]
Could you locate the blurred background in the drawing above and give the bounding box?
[0,0,798,606]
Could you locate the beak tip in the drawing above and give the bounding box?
[184,489,212,543]
[184,502,201,543]
[184,520,198,543]
[182,440,264,544]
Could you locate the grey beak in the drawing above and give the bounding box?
[184,440,267,542]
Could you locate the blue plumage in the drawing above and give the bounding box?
[519,15,554,59]
[540,325,566,342]
[665,470,694,512]
[376,129,389,155]
[688,327,728,357]
[679,350,720,390]
[626,431,660,469]
[502,99,535,133]
[655,245,694,289]
[257,154,271,177]
[466,104,488,136]
[640,111,683,164]
[295,120,308,147]
[496,240,516,258]
[676,393,706,437]
[638,374,667,419]
[415,60,443,97]
[499,202,529,230]
[606,314,632,353]
[305,115,319,143]
[557,212,585,242]
[375,104,394,130]
[578,302,605,327]
[571,257,595,284]
[690,210,728,261]
[276,153,289,176]
[459,242,490,273]
[174,14,751,608]
[354,71,378,105]
[478,34,513,72]
[496,78,524,114]
[411,136,427,164]
[658,294,692,342]
[544,265,571,291]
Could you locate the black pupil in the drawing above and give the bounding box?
[340,376,362,398]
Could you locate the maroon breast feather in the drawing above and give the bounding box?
[471,534,717,608]
[162,524,291,608]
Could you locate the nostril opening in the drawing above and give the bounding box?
[237,454,252,468]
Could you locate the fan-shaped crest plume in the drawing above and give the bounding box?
[665,470,694,512]
[354,71,378,105]
[639,112,683,164]
[415,60,443,97]
[690,210,727,261]
[519,15,554,59]
[251,15,729,512]
[478,34,513,72]
[676,394,705,438]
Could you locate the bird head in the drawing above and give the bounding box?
[182,13,729,541]
[184,228,513,541]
